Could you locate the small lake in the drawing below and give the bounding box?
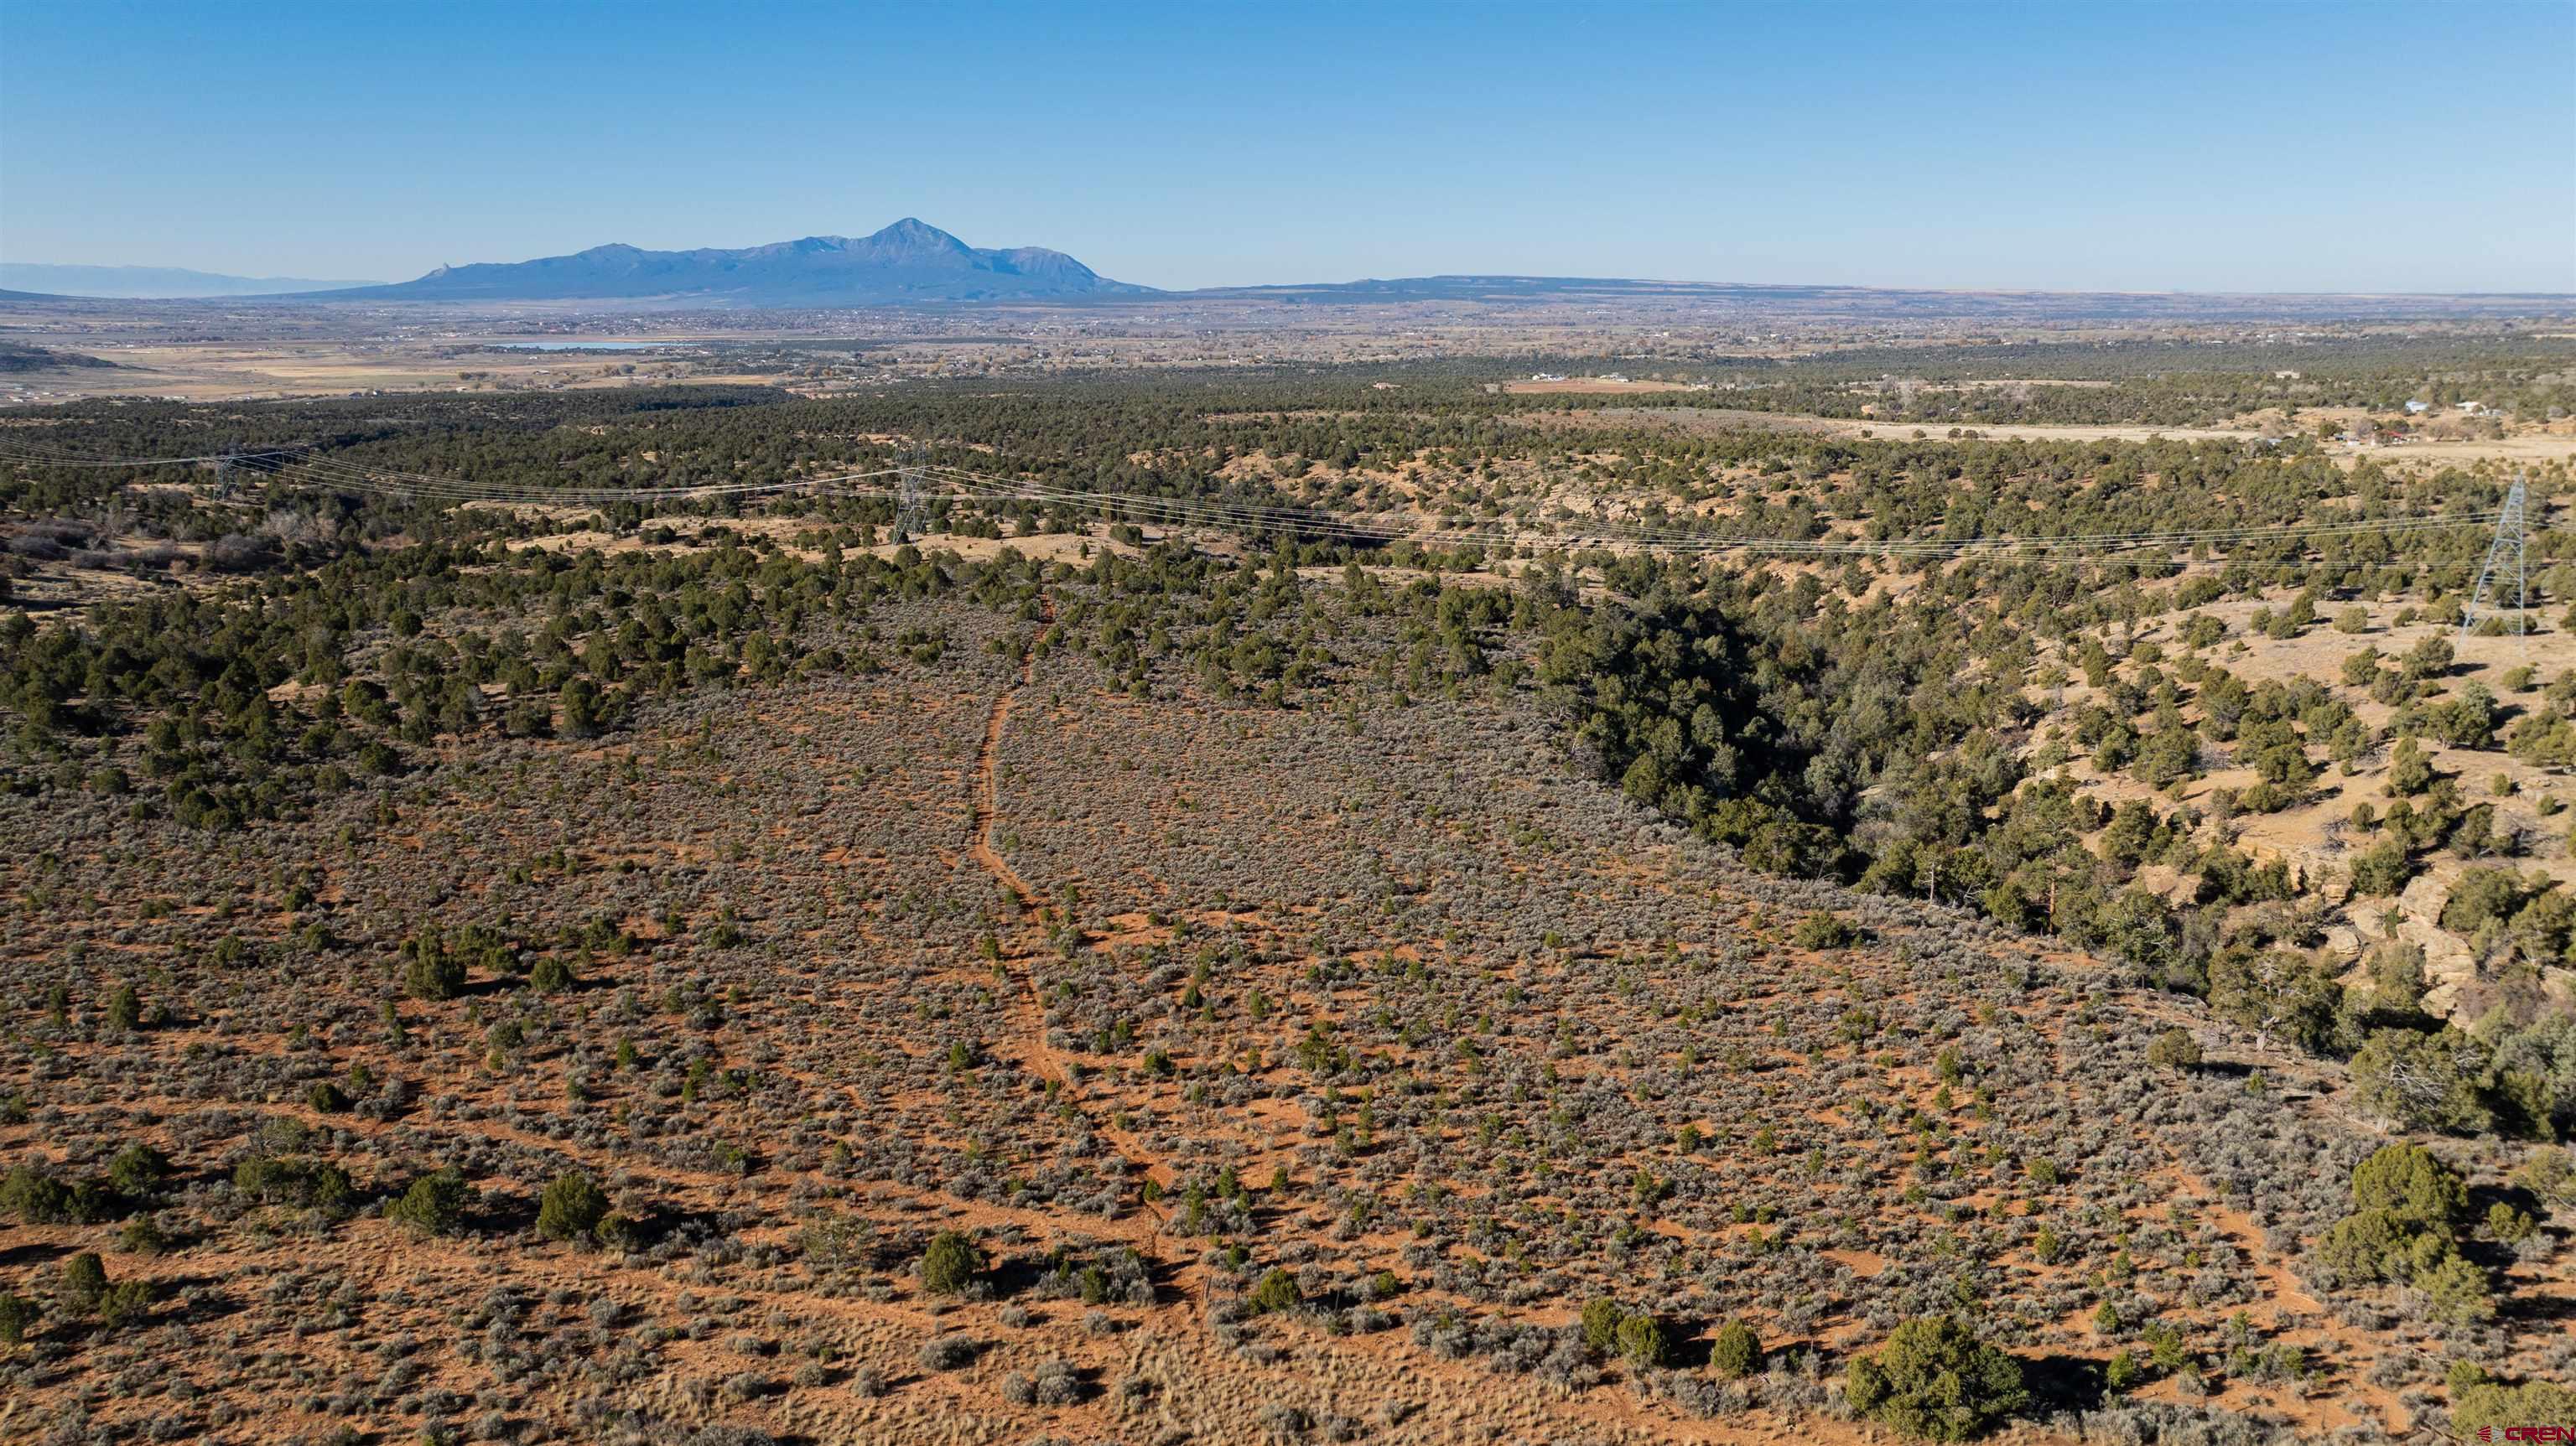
[482,340,679,351]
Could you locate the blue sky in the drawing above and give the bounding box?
[3,0,2570,293]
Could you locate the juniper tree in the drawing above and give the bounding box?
[536,1171,609,1242]
[920,1230,983,1294]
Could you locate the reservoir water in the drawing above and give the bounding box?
[482,340,677,351]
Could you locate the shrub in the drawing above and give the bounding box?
[233,1155,356,1214]
[2511,1145,2573,1209]
[2454,1381,2576,1438]
[106,1143,170,1200]
[2349,1029,2497,1134]
[96,1279,153,1329]
[1,1165,74,1224]
[1844,1315,2029,1442]
[1709,1319,1760,1380]
[387,1166,471,1236]
[530,953,576,993]
[1792,911,1856,950]
[1613,1312,1668,1370]
[1246,1267,1300,1314]
[0,1293,34,1344]
[917,1334,977,1371]
[60,1252,109,1313]
[2314,1208,2452,1284]
[596,1211,647,1252]
[2348,837,2415,896]
[2144,1029,2202,1071]
[536,1171,609,1241]
[2439,866,2530,935]
[920,1231,983,1294]
[405,947,466,1001]
[2350,1142,2468,1226]
[562,676,605,737]
[2316,1143,2476,1287]
[2417,1253,2496,1324]
[1009,1357,1081,1405]
[1581,1297,1623,1353]
[118,1215,173,1255]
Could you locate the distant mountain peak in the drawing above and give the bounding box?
[855,219,979,263]
[308,220,1143,308]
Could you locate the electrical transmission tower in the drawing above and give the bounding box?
[892,443,926,542]
[2459,472,2528,640]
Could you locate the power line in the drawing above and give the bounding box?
[0,438,907,505]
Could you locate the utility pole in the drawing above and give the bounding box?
[2459,472,2528,641]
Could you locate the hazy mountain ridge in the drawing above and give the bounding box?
[15,225,2567,319]
[0,263,380,299]
[1194,274,2576,320]
[314,219,1150,306]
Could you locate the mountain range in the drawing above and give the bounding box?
[303,220,1146,307]
[7,223,2568,318]
[0,263,381,299]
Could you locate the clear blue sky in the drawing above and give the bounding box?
[4,0,2570,293]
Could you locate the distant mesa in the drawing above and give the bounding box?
[0,342,118,372]
[308,219,1154,308]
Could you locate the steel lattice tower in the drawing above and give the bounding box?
[893,443,926,542]
[2459,473,2528,639]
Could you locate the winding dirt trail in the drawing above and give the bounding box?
[966,604,1048,904]
[967,597,1202,1306]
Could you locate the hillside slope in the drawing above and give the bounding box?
[3,558,2564,1444]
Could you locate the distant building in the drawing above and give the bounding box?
[2456,400,2490,414]
[2403,400,2429,414]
